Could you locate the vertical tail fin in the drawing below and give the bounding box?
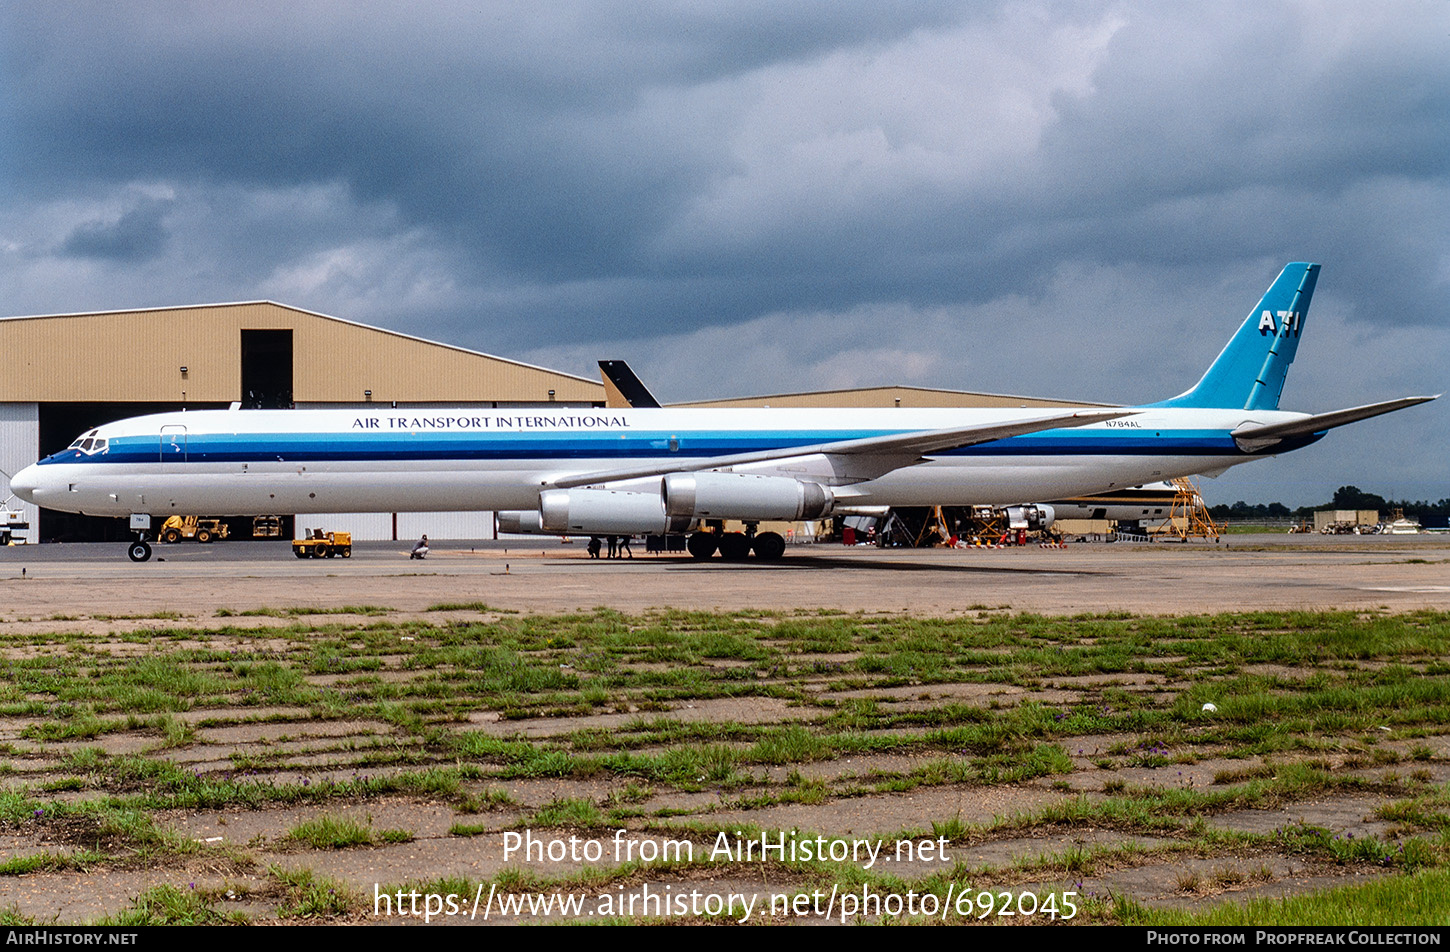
[1155,262,1320,410]
[598,360,662,409]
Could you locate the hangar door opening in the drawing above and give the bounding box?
[241,329,293,409]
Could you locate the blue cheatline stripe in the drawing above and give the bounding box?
[40,426,1321,467]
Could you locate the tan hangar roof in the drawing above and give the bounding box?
[0,302,603,404]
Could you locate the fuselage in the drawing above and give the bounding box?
[11,404,1319,519]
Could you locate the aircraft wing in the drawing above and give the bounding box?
[1231,395,1439,452]
[549,408,1133,489]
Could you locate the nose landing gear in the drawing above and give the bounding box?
[126,513,153,561]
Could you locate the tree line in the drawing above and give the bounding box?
[1207,486,1450,525]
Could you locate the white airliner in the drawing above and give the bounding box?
[9,263,1436,562]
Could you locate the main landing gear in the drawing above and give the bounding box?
[687,528,787,562]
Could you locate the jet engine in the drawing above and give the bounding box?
[1002,504,1055,531]
[502,474,835,537]
[661,472,834,522]
[534,488,691,535]
[496,510,546,534]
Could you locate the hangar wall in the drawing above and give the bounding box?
[668,385,1107,410]
[293,510,499,543]
[0,404,39,544]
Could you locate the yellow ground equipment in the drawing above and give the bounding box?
[251,515,284,538]
[1,510,29,545]
[1152,478,1221,542]
[158,515,230,544]
[292,529,352,558]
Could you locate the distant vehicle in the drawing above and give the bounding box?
[1,510,29,545]
[158,515,230,544]
[292,529,352,559]
[1380,509,1423,535]
[11,263,1438,563]
[251,515,284,538]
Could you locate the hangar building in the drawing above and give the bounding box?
[0,302,603,543]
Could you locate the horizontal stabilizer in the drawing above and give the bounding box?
[551,409,1133,489]
[1232,395,1439,452]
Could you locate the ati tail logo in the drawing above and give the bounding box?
[1257,310,1303,337]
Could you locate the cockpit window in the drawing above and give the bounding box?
[68,430,107,456]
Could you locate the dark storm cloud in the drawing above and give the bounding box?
[3,3,1446,364]
[2,2,968,280]
[1021,4,1450,328]
[60,198,172,262]
[7,6,1442,291]
[0,3,1090,305]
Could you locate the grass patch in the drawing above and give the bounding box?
[1122,866,1450,926]
[95,884,247,926]
[271,866,358,919]
[284,814,381,849]
[230,605,395,617]
[530,798,605,828]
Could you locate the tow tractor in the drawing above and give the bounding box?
[157,515,231,544]
[292,529,353,559]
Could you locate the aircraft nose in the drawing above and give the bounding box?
[8,464,44,504]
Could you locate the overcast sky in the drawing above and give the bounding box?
[3,1,1445,505]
